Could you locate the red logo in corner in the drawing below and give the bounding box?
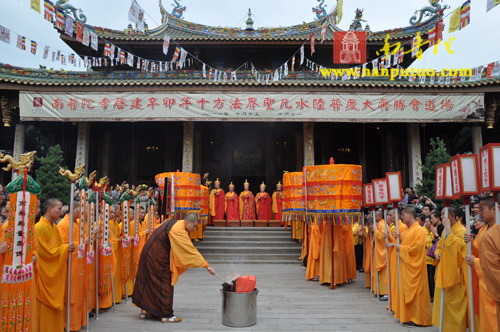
[33,97,43,107]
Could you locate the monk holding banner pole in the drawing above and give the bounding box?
[372,178,390,304]
[59,165,86,331]
[362,184,375,290]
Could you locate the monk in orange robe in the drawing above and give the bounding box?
[58,202,88,331]
[362,218,374,289]
[319,224,332,284]
[385,208,408,318]
[34,198,75,332]
[479,219,500,328]
[306,221,321,281]
[333,225,348,285]
[465,197,498,332]
[132,213,216,323]
[225,182,239,221]
[239,180,255,220]
[343,224,356,281]
[255,182,272,222]
[109,205,122,304]
[272,182,283,224]
[0,222,6,280]
[395,206,432,327]
[210,179,225,221]
[372,209,389,300]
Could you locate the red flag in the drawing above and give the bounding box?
[310,34,316,56]
[436,19,443,44]
[320,20,327,43]
[428,26,436,46]
[333,31,366,64]
[76,23,83,42]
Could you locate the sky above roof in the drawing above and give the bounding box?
[0,0,498,71]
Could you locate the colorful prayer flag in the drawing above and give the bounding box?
[31,0,41,13]
[76,23,83,42]
[17,35,26,50]
[163,34,170,56]
[104,43,111,57]
[436,19,443,44]
[448,6,461,33]
[30,40,37,55]
[428,26,436,46]
[172,46,181,63]
[65,16,74,36]
[120,50,126,64]
[333,31,366,64]
[44,0,54,22]
[70,53,75,64]
[397,47,404,64]
[487,0,500,12]
[320,20,327,43]
[61,54,65,65]
[310,34,316,56]
[0,26,10,44]
[411,36,418,58]
[460,0,471,29]
[55,6,65,30]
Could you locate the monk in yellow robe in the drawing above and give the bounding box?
[372,210,388,300]
[58,202,87,331]
[465,197,498,332]
[432,207,469,332]
[319,224,332,285]
[479,219,500,328]
[109,205,122,304]
[0,222,6,280]
[132,213,216,323]
[343,224,356,281]
[333,225,348,285]
[306,221,321,280]
[34,198,75,332]
[385,208,408,318]
[395,206,432,327]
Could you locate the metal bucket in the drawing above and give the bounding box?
[221,289,258,327]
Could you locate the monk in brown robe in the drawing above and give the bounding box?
[132,213,215,323]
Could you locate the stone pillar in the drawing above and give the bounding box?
[407,124,422,188]
[296,133,304,171]
[101,132,111,177]
[471,126,483,155]
[303,123,315,167]
[11,124,25,181]
[182,122,194,173]
[194,130,202,174]
[75,123,90,174]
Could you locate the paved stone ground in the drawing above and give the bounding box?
[87,264,438,332]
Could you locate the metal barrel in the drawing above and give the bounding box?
[221,289,258,327]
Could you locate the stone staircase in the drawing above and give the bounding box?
[194,227,302,264]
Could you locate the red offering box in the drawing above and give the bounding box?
[254,220,268,227]
[240,220,254,227]
[213,220,227,227]
[227,220,240,227]
[268,220,281,227]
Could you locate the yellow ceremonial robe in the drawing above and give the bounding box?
[372,220,388,295]
[109,219,122,304]
[306,222,321,280]
[473,224,499,332]
[58,215,87,331]
[363,227,373,289]
[479,225,500,329]
[34,217,70,332]
[319,224,332,285]
[399,221,432,326]
[169,220,210,285]
[432,221,469,332]
[333,225,348,285]
[343,225,356,280]
[388,221,408,318]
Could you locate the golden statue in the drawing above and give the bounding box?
[59,164,86,181]
[0,151,36,172]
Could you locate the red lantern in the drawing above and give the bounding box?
[386,172,402,202]
[450,154,480,197]
[479,143,500,192]
[363,183,375,207]
[372,178,389,205]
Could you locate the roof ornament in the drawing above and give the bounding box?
[312,0,328,20]
[245,8,254,31]
[56,0,87,23]
[171,0,186,19]
[349,8,367,31]
[409,0,443,26]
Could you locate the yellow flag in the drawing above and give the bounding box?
[448,6,461,33]
[30,0,41,13]
[336,0,343,24]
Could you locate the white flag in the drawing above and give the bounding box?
[385,53,391,68]
[361,63,367,77]
[127,53,134,67]
[128,0,144,24]
[0,25,11,44]
[371,59,378,70]
[43,46,49,59]
[419,75,426,84]
[137,58,141,69]
[202,63,206,77]
[163,34,170,56]
[82,28,90,46]
[179,48,187,69]
[90,32,98,51]
[109,44,116,60]
[284,62,289,77]
[300,45,304,65]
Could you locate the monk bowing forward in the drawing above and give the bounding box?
[132,213,215,323]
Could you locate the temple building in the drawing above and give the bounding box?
[0,1,498,192]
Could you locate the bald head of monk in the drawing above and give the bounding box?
[479,196,496,227]
[401,206,417,227]
[184,213,199,233]
[375,209,383,222]
[387,208,395,226]
[41,198,62,224]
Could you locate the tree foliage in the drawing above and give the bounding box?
[35,145,71,205]
[416,137,451,204]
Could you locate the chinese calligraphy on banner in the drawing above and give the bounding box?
[20,91,485,122]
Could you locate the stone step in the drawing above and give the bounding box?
[200,253,301,261]
[203,230,292,237]
[201,236,295,242]
[205,227,289,232]
[196,247,301,254]
[207,259,302,264]
[195,241,299,248]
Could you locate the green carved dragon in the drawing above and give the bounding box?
[410,0,442,26]
[56,0,87,23]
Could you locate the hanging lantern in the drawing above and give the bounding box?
[450,154,480,197]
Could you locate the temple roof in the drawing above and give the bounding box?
[88,2,437,43]
[1,63,498,90]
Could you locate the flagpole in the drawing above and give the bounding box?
[95,187,100,320]
[383,206,391,310]
[59,166,85,331]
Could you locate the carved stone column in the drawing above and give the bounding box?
[75,123,90,174]
[11,124,25,181]
[407,124,422,188]
[182,122,194,173]
[194,130,202,174]
[303,123,315,167]
[101,132,111,177]
[471,126,483,155]
[296,132,303,171]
